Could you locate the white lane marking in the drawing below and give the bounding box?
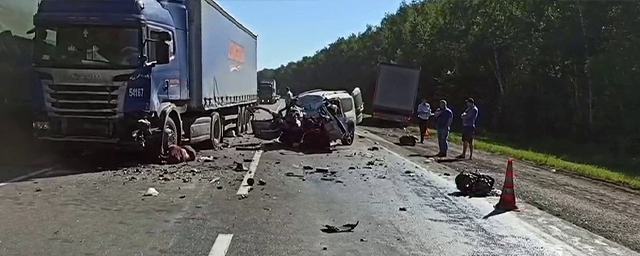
[355,131,425,170]
[0,167,55,187]
[208,234,233,256]
[236,150,263,195]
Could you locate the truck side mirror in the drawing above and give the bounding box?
[155,42,170,65]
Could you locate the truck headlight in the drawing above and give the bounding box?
[33,121,50,130]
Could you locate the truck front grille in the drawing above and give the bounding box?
[45,83,122,118]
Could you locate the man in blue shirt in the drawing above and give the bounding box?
[458,98,479,159]
[433,99,453,157]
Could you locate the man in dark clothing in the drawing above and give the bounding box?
[458,98,479,159]
[433,99,453,157]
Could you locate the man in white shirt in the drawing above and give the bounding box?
[283,87,294,106]
[416,98,432,143]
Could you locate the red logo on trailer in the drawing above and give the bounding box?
[228,41,245,63]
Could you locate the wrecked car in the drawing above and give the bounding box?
[250,90,358,150]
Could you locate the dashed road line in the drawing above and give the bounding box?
[208,234,233,256]
[236,149,263,195]
[0,167,55,187]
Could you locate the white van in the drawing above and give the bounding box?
[297,87,364,126]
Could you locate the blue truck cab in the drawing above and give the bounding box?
[31,0,258,154]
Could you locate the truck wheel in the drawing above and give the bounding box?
[342,123,355,146]
[236,106,245,135]
[161,117,179,154]
[208,112,223,149]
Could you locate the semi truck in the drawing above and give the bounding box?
[371,62,421,125]
[30,0,258,155]
[257,79,277,104]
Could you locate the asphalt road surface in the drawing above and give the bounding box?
[0,100,637,256]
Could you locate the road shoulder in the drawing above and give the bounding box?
[360,126,640,252]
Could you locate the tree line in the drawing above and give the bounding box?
[258,0,640,157]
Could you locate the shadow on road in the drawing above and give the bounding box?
[359,117,407,129]
[482,208,509,219]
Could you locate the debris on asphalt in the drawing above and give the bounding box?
[230,142,262,148]
[258,179,267,186]
[217,185,223,189]
[315,167,330,173]
[404,170,414,174]
[285,172,304,178]
[35,188,42,192]
[321,221,359,233]
[455,170,495,197]
[210,177,221,183]
[238,194,247,200]
[349,166,356,170]
[399,135,418,146]
[443,173,451,176]
[321,177,335,181]
[198,156,216,162]
[367,146,379,151]
[247,177,255,186]
[376,175,386,179]
[236,145,262,151]
[143,188,160,197]
[179,195,186,199]
[234,162,248,172]
[360,238,368,242]
[303,165,314,170]
[399,207,407,211]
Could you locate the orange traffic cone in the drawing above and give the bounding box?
[423,128,430,137]
[495,158,519,211]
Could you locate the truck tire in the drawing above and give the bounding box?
[342,122,355,146]
[148,115,180,158]
[208,112,223,149]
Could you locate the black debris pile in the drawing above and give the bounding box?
[454,170,495,197]
[321,221,359,233]
[398,135,418,146]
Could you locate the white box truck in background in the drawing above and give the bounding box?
[371,62,421,125]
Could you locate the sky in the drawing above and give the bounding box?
[0,0,404,70]
[217,0,404,70]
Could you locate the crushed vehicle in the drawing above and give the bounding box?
[250,90,359,150]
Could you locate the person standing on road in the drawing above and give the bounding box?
[433,99,453,157]
[458,98,479,160]
[416,98,432,143]
[284,87,294,106]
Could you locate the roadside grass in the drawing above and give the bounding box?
[400,125,640,190]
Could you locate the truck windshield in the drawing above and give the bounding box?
[33,26,141,69]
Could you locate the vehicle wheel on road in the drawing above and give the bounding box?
[342,123,355,146]
[236,106,245,135]
[161,117,179,155]
[208,112,223,149]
